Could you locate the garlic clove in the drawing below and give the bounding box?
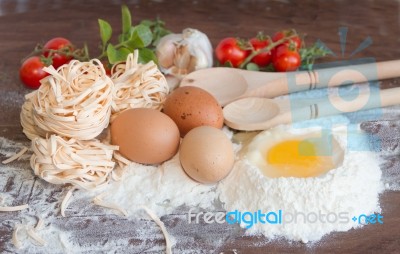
[156,33,183,70]
[173,45,191,72]
[182,28,213,70]
[156,28,213,79]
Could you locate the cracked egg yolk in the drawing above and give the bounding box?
[265,139,335,178]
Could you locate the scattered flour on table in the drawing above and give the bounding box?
[0,115,397,252]
[99,155,218,217]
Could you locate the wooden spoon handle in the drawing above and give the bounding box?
[310,59,400,90]
[245,60,400,98]
[295,87,400,122]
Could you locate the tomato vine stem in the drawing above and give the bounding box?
[239,34,297,69]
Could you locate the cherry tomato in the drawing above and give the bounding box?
[272,45,301,72]
[215,37,250,68]
[43,37,73,69]
[249,37,272,67]
[19,56,49,89]
[272,30,302,50]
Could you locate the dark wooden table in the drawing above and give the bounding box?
[1,0,400,253]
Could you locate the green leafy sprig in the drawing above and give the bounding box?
[97,5,170,65]
[299,42,332,70]
[140,18,172,48]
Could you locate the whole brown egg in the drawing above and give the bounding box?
[179,126,235,184]
[162,86,224,137]
[110,108,180,164]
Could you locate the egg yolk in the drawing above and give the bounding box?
[266,139,335,178]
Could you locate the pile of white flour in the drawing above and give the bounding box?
[217,134,383,243]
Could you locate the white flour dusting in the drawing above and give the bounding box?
[99,155,217,216]
[0,116,397,252]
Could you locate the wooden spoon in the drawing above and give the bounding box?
[180,60,400,106]
[223,87,400,131]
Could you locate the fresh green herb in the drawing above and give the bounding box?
[140,18,172,48]
[299,42,332,70]
[98,19,112,53]
[97,5,171,64]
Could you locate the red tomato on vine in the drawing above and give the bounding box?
[272,30,302,50]
[215,37,250,68]
[272,44,301,72]
[43,37,74,68]
[249,37,272,67]
[19,56,49,89]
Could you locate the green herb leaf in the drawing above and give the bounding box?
[118,34,126,43]
[140,19,154,27]
[107,44,130,64]
[140,18,171,47]
[98,19,112,51]
[299,42,332,70]
[138,48,158,64]
[121,5,132,35]
[126,24,153,49]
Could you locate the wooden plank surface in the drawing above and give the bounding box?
[1,0,400,253]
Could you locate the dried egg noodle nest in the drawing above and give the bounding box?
[20,91,47,140]
[29,59,113,140]
[30,135,118,190]
[110,51,169,121]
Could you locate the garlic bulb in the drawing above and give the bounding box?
[156,28,213,78]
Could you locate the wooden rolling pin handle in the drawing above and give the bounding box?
[379,87,400,107]
[305,87,400,121]
[314,60,400,89]
[292,60,400,92]
[245,60,400,99]
[376,60,400,80]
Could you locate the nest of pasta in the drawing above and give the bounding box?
[27,59,113,140]
[20,50,169,190]
[31,135,118,190]
[111,50,169,121]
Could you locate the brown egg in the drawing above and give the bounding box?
[110,108,180,164]
[179,126,235,184]
[162,86,223,137]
